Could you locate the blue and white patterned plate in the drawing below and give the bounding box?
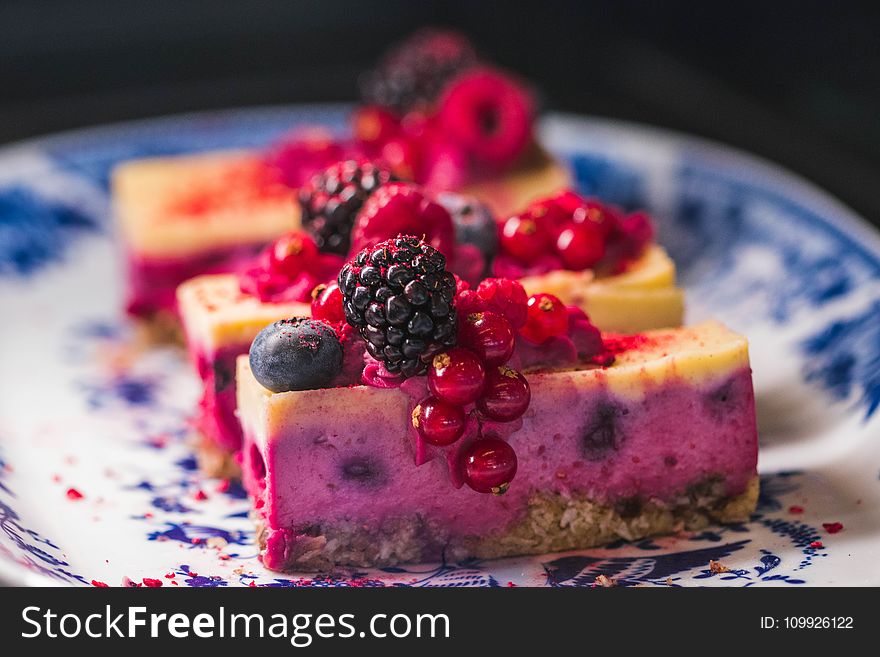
[1,106,877,587]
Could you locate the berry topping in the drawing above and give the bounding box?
[461,438,518,494]
[249,318,343,392]
[298,159,398,255]
[379,136,422,181]
[436,192,498,260]
[411,396,467,446]
[571,197,619,237]
[477,366,530,422]
[264,130,349,188]
[438,68,534,169]
[458,310,515,366]
[556,222,606,270]
[520,293,569,343]
[238,231,343,304]
[610,211,655,267]
[310,281,345,324]
[349,182,456,257]
[428,347,486,405]
[269,232,320,278]
[500,213,552,265]
[494,191,655,276]
[360,28,479,115]
[352,106,401,150]
[339,236,457,376]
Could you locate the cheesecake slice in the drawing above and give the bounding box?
[178,240,683,477]
[236,320,758,572]
[114,151,300,331]
[177,273,310,477]
[115,147,567,334]
[520,245,685,333]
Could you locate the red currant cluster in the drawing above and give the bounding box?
[238,231,344,304]
[411,278,533,495]
[496,191,655,276]
[352,67,534,190]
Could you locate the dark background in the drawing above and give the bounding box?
[2,1,879,224]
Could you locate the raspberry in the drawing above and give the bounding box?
[437,68,534,169]
[360,28,479,114]
[339,236,457,376]
[299,160,397,255]
[419,138,470,190]
[349,182,455,258]
[473,278,529,329]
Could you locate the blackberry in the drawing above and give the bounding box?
[298,160,396,256]
[339,236,457,377]
[360,28,478,115]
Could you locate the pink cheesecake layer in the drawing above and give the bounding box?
[191,343,249,454]
[243,367,757,569]
[125,244,265,318]
[188,331,367,457]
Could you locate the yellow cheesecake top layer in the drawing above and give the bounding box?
[179,241,683,356]
[237,320,750,444]
[113,150,300,258]
[520,244,685,332]
[177,274,310,352]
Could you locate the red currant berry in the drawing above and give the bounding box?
[270,232,318,278]
[461,438,518,494]
[572,199,618,237]
[499,214,551,265]
[520,293,569,343]
[556,222,606,270]
[527,197,571,236]
[411,396,466,446]
[477,366,530,422]
[428,348,485,405]
[459,311,515,366]
[311,281,345,324]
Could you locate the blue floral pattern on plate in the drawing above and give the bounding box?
[0,108,876,585]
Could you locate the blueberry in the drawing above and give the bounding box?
[249,318,343,393]
[581,402,626,460]
[437,192,498,259]
[213,359,234,393]
[704,379,738,421]
[340,456,386,488]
